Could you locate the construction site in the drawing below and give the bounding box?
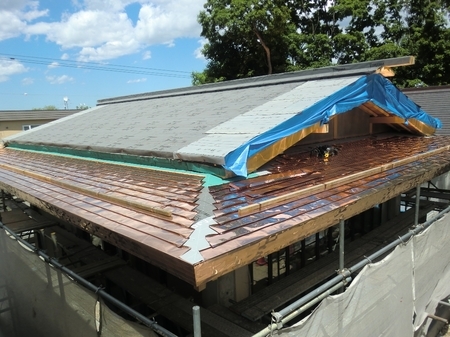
[0,56,450,337]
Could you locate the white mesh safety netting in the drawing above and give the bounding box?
[276,212,450,337]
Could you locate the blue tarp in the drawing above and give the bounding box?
[223,73,442,177]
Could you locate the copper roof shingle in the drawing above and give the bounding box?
[1,136,450,288]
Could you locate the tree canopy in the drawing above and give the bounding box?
[194,0,450,87]
[32,105,58,110]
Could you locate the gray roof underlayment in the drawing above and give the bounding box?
[176,76,361,164]
[2,59,391,162]
[3,56,425,174]
[4,82,301,159]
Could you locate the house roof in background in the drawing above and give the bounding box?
[403,86,450,136]
[0,109,81,122]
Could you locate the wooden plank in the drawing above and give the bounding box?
[246,122,323,174]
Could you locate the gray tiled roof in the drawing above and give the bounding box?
[403,86,450,135]
[5,82,302,159]
[0,109,80,121]
[4,56,417,169]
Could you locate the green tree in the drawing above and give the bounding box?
[196,0,297,82]
[194,0,450,87]
[287,0,340,69]
[32,105,58,110]
[398,0,450,86]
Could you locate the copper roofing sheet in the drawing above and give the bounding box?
[0,149,204,269]
[1,135,450,288]
[191,136,450,285]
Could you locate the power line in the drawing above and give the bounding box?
[0,53,193,79]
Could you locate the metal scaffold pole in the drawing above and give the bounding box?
[193,306,202,337]
[414,185,421,226]
[339,219,345,272]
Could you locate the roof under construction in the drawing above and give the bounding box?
[4,56,439,178]
[1,56,448,289]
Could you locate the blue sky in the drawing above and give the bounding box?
[0,0,207,110]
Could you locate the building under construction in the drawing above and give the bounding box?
[0,56,449,337]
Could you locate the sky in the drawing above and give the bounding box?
[0,0,208,110]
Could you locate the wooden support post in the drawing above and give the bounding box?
[373,205,381,228]
[349,215,356,241]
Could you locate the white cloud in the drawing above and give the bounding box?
[61,53,70,60]
[22,77,34,85]
[142,50,151,60]
[46,75,74,84]
[194,38,207,60]
[135,2,202,45]
[0,11,27,40]
[26,10,140,61]
[17,2,48,22]
[0,59,27,82]
[81,0,137,12]
[0,0,30,11]
[48,61,59,68]
[127,77,147,83]
[0,1,47,40]
[2,1,205,61]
